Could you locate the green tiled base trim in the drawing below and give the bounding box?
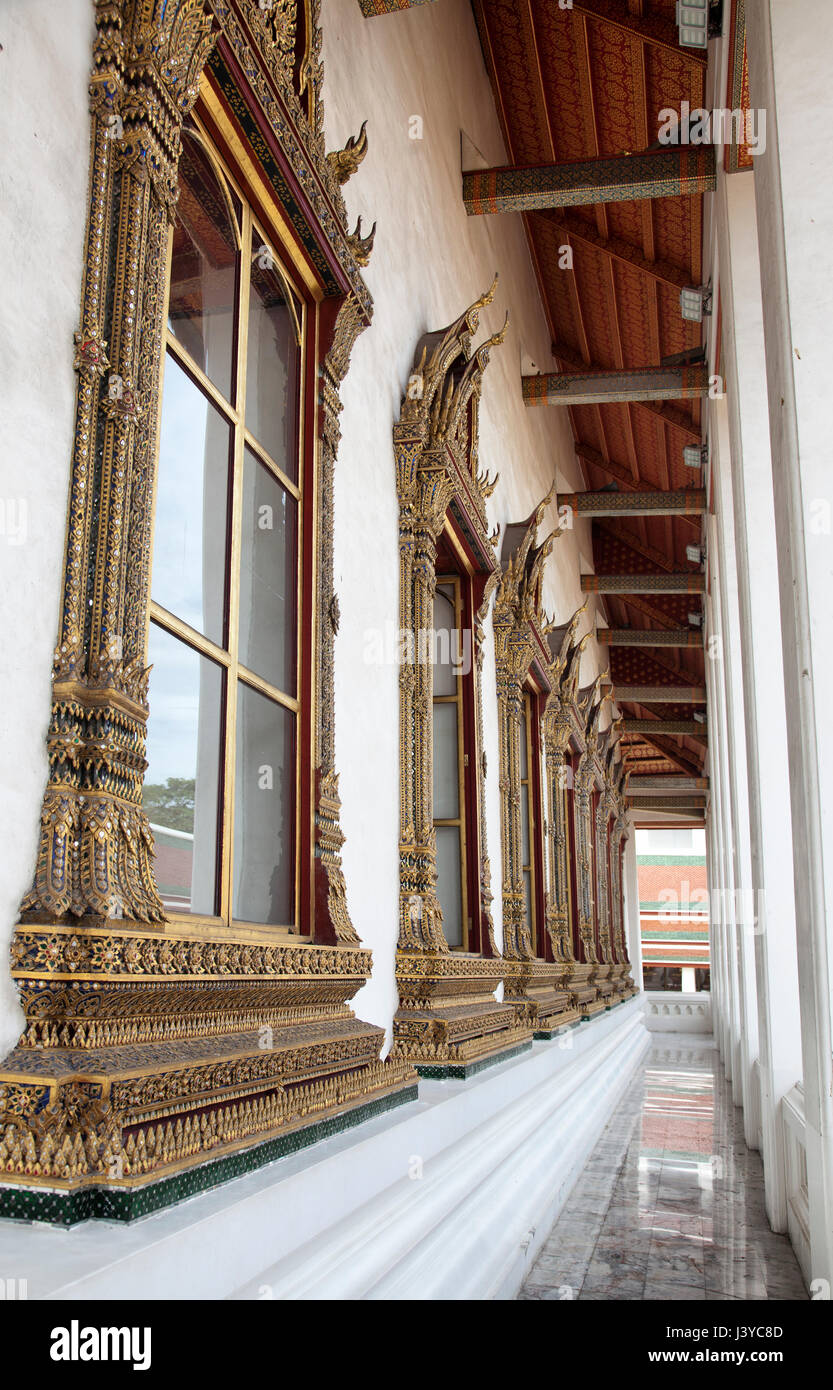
[533,1019,582,1041]
[0,1084,419,1229]
[415,1040,532,1080]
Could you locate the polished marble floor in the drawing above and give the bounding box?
[519,1037,807,1301]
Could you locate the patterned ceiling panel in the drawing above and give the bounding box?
[607,591,702,626]
[576,252,628,365]
[611,261,657,366]
[595,525,687,574]
[595,404,636,465]
[645,46,705,145]
[475,1,552,165]
[584,21,647,155]
[531,216,583,349]
[603,198,647,248]
[610,648,702,688]
[532,4,603,162]
[570,405,605,455]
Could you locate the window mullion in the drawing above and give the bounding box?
[144,225,175,664]
[222,201,253,927]
[522,693,537,942]
[454,578,468,950]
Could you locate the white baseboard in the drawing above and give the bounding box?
[644,990,713,1033]
[0,997,649,1301]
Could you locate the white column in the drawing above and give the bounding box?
[682,966,697,994]
[702,627,728,1063]
[747,0,833,1288]
[705,594,741,1087]
[712,169,803,1231]
[707,419,762,1150]
[623,821,643,990]
[705,811,726,1052]
[706,614,734,1067]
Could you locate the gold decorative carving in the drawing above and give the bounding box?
[327,120,369,185]
[539,608,635,1014]
[492,493,581,1034]
[573,673,609,969]
[493,487,559,961]
[390,284,525,1068]
[542,606,588,965]
[473,572,500,958]
[346,214,377,266]
[0,0,415,1211]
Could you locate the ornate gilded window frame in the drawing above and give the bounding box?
[492,493,583,1036]
[541,608,587,965]
[0,0,417,1226]
[540,612,636,1014]
[571,678,634,1011]
[389,283,531,1076]
[605,743,634,996]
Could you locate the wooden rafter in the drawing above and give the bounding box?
[533,212,689,292]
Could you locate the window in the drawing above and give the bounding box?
[519,692,537,945]
[642,966,683,991]
[144,121,306,931]
[565,751,582,957]
[433,576,468,948]
[518,686,550,958]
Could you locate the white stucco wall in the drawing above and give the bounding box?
[0,0,94,1053]
[322,0,609,1039]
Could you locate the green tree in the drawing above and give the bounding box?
[142,777,196,833]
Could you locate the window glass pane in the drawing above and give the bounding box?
[152,353,230,644]
[143,623,223,916]
[433,587,457,697]
[169,131,238,402]
[247,230,300,480]
[233,682,295,926]
[521,784,531,867]
[642,966,683,992]
[519,708,529,780]
[436,826,462,948]
[238,448,297,693]
[523,869,533,933]
[433,702,459,819]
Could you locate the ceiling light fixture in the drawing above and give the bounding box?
[680,284,713,322]
[676,1,723,47]
[683,443,709,469]
[676,1,708,48]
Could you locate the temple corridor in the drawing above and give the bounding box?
[1,0,832,1322]
[519,1039,807,1302]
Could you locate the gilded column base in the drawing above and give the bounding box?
[0,920,417,1225]
[618,967,638,999]
[609,963,628,996]
[593,963,616,1003]
[565,961,604,1017]
[502,958,582,1038]
[391,951,532,1077]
